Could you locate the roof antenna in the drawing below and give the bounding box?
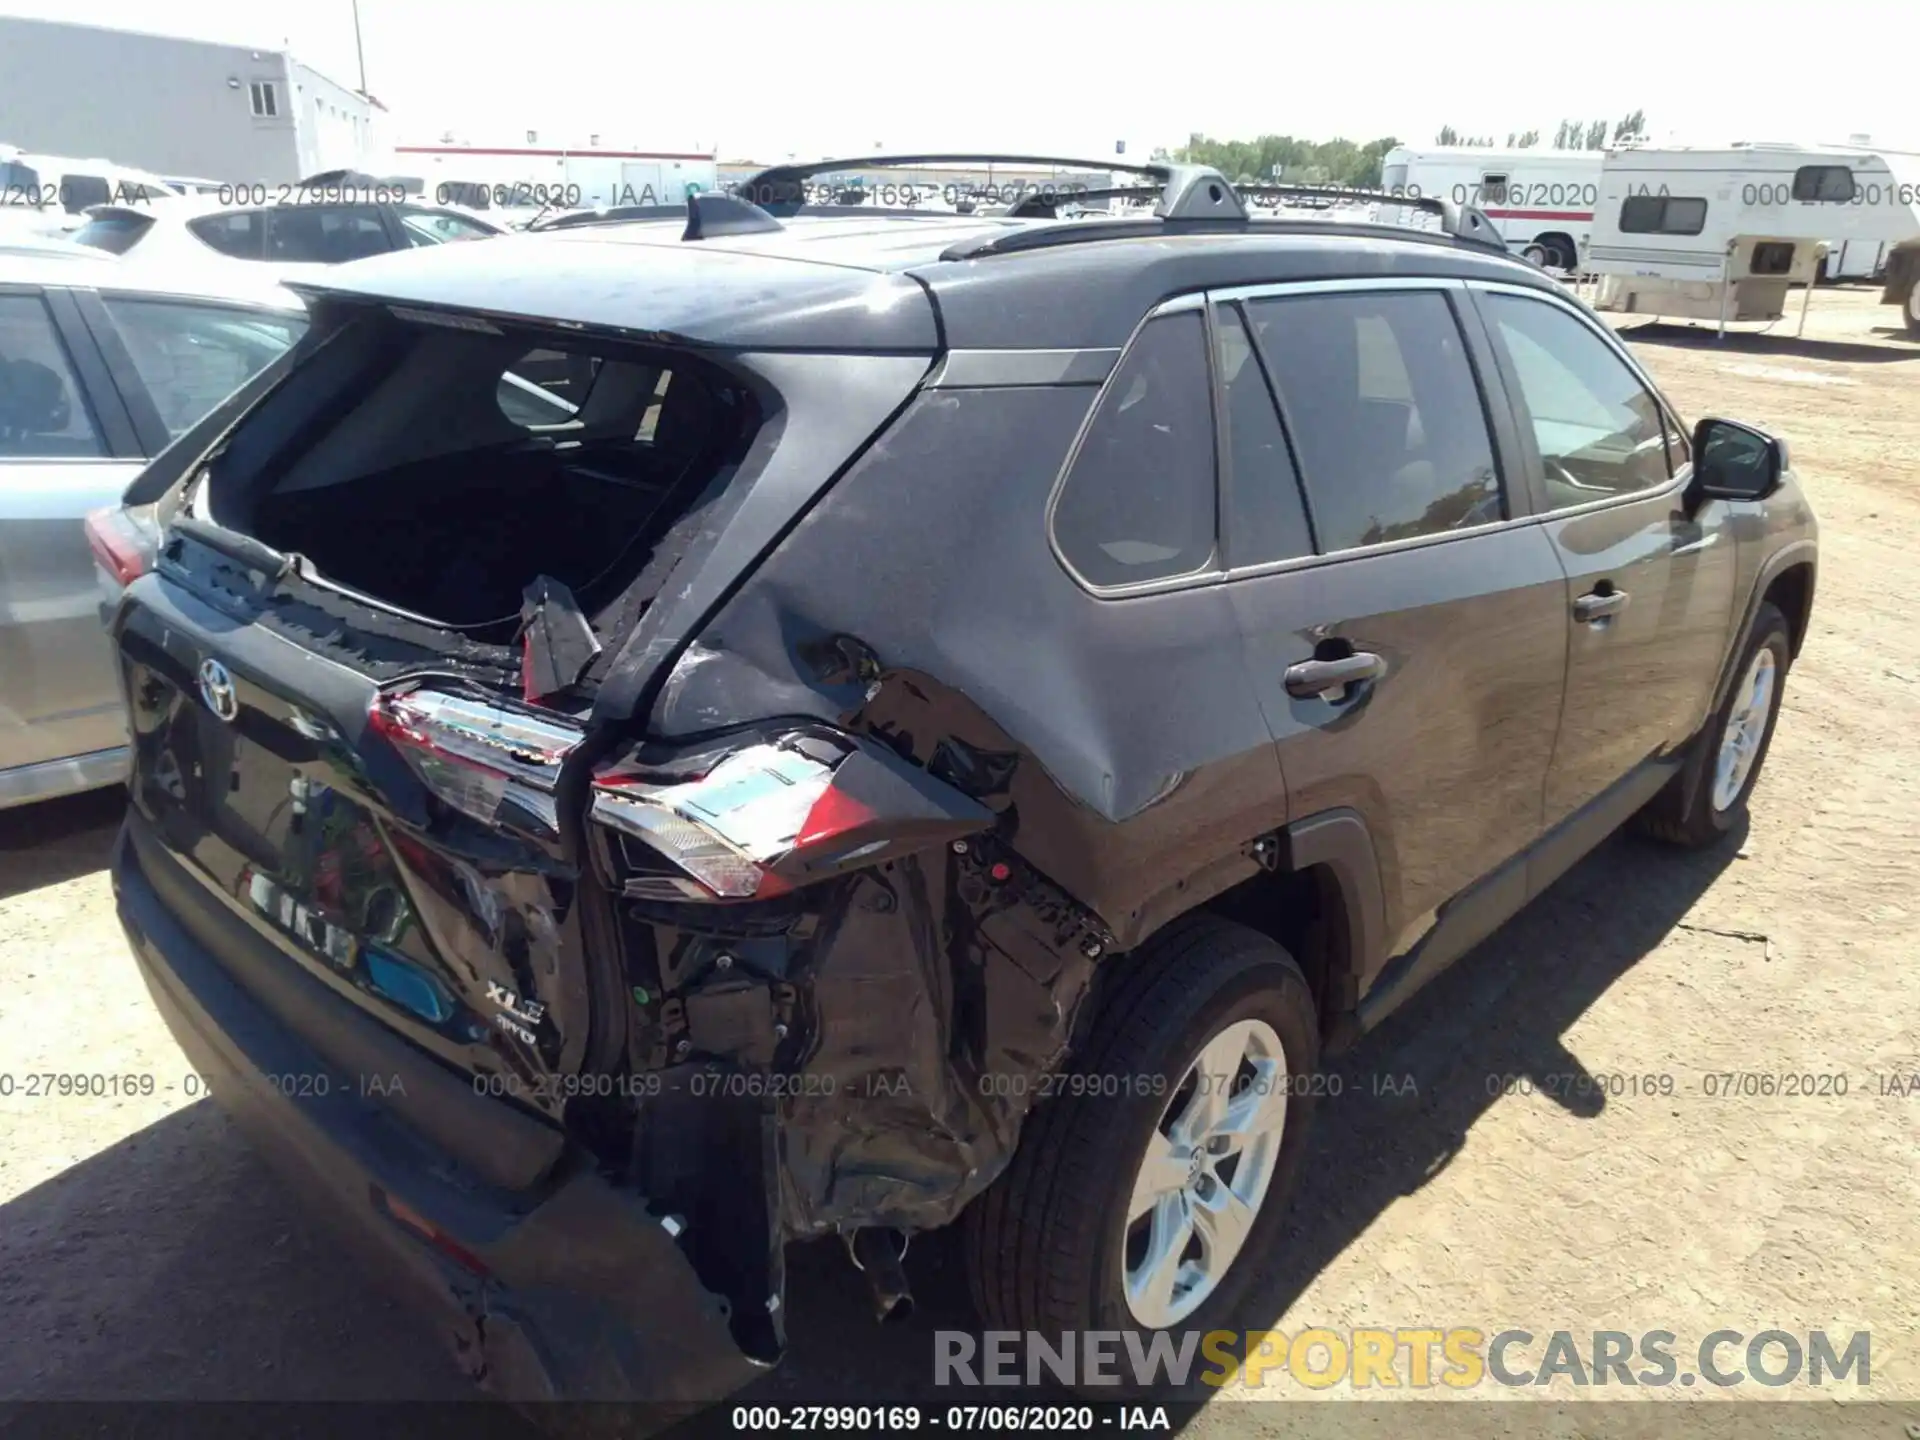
[682,190,785,241]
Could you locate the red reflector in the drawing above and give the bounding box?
[374,1186,491,1277]
[795,781,876,850]
[84,506,150,587]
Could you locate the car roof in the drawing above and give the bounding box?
[291,207,1555,352]
[0,250,306,309]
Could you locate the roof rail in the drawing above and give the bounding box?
[1003,185,1162,217]
[942,179,1506,260]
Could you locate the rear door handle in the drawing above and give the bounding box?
[1573,589,1630,622]
[1284,651,1386,698]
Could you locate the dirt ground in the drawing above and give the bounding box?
[1,286,1916,1435]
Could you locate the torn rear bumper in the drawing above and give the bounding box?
[112,819,772,1407]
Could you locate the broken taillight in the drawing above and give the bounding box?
[84,506,153,588]
[368,687,584,835]
[590,727,994,902]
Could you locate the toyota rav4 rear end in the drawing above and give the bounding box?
[105,220,1112,1407]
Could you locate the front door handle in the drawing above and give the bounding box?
[1285,651,1386,698]
[1573,589,1630,623]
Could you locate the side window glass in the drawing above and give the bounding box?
[1053,309,1217,588]
[1483,293,1675,507]
[1247,290,1502,552]
[267,206,391,263]
[97,298,307,440]
[0,293,105,458]
[189,211,266,260]
[1215,303,1312,568]
[1792,165,1854,203]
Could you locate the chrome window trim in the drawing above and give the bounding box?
[1049,275,1573,600]
[928,347,1119,389]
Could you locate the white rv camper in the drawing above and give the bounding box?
[1379,145,1603,269]
[1586,142,1920,331]
[1815,138,1920,280]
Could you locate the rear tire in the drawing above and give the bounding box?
[965,914,1319,1388]
[1637,602,1792,848]
[1523,242,1551,267]
[1905,285,1920,337]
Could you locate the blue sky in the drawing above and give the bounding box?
[6,0,1916,161]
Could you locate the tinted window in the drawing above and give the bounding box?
[1792,165,1854,203]
[267,206,391,263]
[1619,194,1708,235]
[1216,303,1312,567]
[190,210,267,259]
[1484,293,1677,507]
[72,212,155,255]
[1248,290,1501,552]
[0,160,41,193]
[398,208,498,245]
[1052,309,1217,588]
[0,294,105,458]
[99,297,306,439]
[58,174,110,213]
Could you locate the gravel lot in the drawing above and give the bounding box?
[1,286,1915,1435]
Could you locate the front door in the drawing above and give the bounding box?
[1467,283,1739,825]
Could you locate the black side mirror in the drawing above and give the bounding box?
[1688,417,1786,505]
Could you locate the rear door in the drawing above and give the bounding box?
[1216,278,1569,977]
[0,283,144,785]
[1465,282,1737,825]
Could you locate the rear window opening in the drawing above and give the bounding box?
[72,210,156,255]
[201,306,759,658]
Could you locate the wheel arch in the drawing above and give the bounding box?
[1674,545,1814,818]
[1114,807,1388,1054]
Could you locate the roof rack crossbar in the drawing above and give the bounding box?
[1240,182,1505,251]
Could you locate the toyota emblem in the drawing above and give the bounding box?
[197,658,239,723]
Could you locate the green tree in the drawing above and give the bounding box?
[1175,133,1403,187]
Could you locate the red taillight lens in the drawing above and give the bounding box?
[368,686,584,836]
[590,728,990,902]
[84,506,151,587]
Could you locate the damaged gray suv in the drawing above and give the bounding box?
[105,154,1818,1410]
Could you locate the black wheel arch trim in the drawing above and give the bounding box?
[1679,541,1814,817]
[1279,807,1387,1047]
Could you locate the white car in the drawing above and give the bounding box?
[69,193,504,278]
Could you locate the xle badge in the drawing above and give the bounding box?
[486,980,546,1045]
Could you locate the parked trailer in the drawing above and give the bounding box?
[1882,238,1920,335]
[1379,145,1602,269]
[1585,142,1920,334]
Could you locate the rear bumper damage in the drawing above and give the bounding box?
[112,818,772,1407]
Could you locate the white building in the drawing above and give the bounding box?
[0,17,386,187]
